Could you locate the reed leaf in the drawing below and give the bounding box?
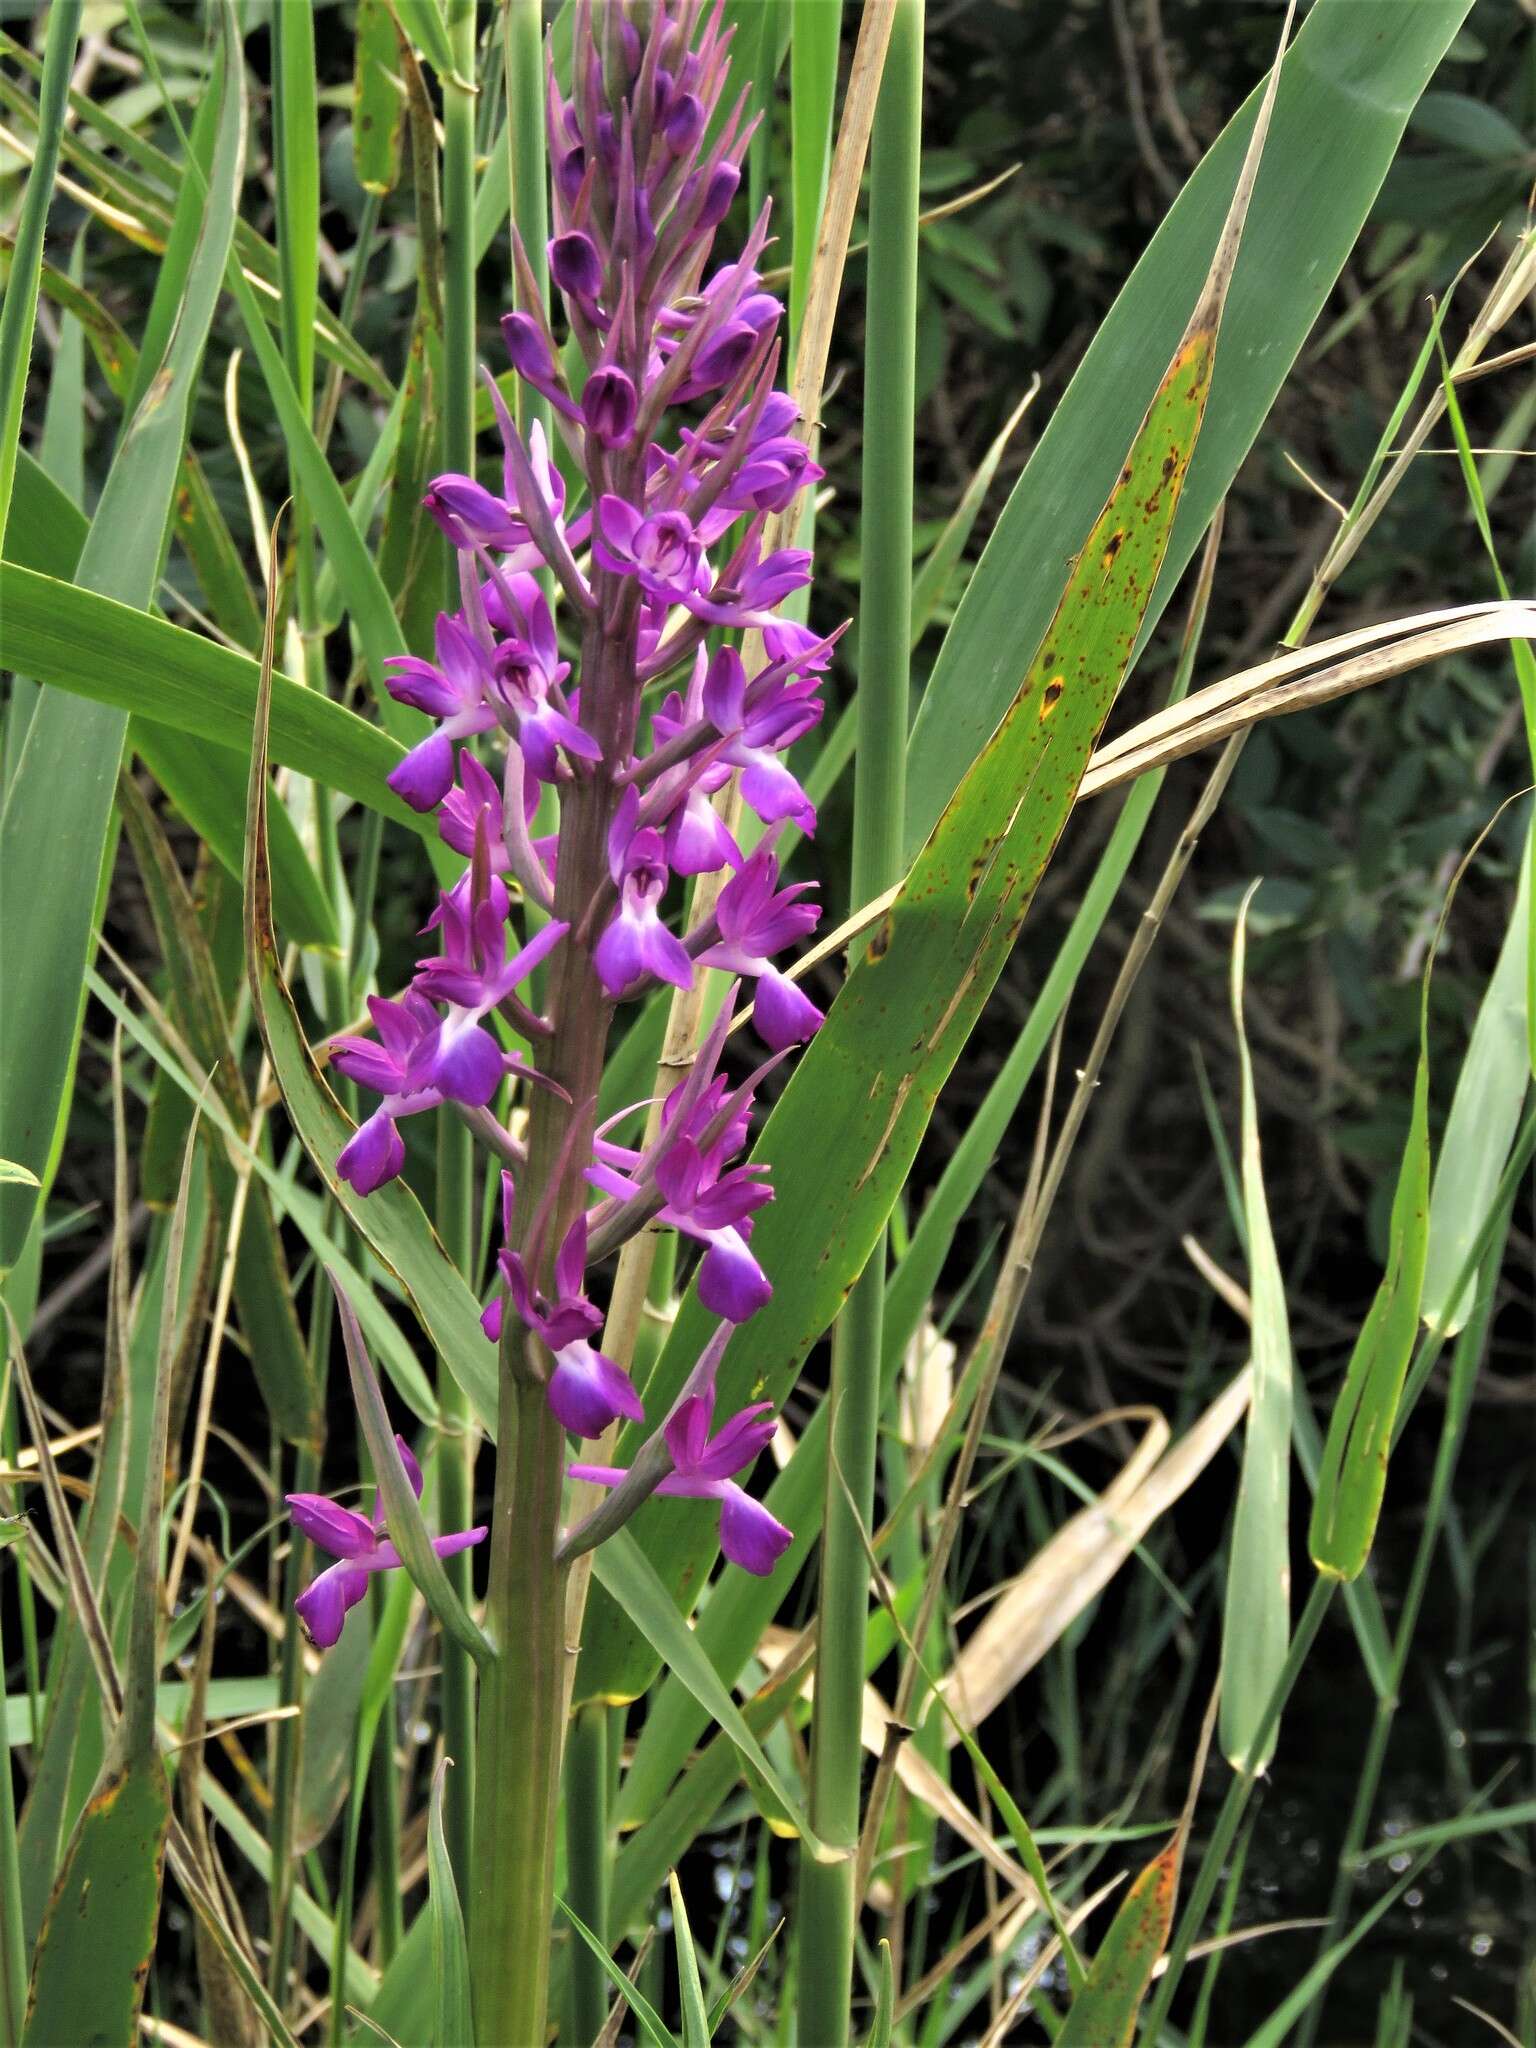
[1219,888,1294,1777]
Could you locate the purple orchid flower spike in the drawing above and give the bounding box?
[287,1435,487,1649]
[594,789,695,996]
[696,848,825,1050]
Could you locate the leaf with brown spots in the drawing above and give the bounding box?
[577,11,1294,1709]
[1056,1838,1181,2048]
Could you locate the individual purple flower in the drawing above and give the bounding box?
[568,1377,791,1576]
[696,850,824,1050]
[501,310,582,422]
[686,536,812,632]
[488,586,601,782]
[482,1178,644,1437]
[593,497,704,604]
[287,1435,486,1649]
[549,228,604,302]
[383,614,500,812]
[653,1135,773,1322]
[438,747,555,909]
[594,790,695,997]
[412,875,569,1105]
[330,991,445,1195]
[581,365,639,449]
[701,646,822,832]
[590,1052,775,1321]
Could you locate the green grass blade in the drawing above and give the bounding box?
[1219,888,1294,1775]
[356,0,408,194]
[667,1872,711,2048]
[0,560,416,829]
[904,0,1474,852]
[225,260,425,741]
[1309,1015,1431,1580]
[799,2,921,2035]
[1354,1797,1536,1862]
[427,1761,475,2048]
[272,0,319,409]
[0,0,81,548]
[394,0,456,78]
[331,1276,491,1665]
[555,1899,676,2048]
[22,1109,199,2046]
[866,1940,895,2048]
[789,0,843,341]
[1421,841,1530,1335]
[0,0,245,1273]
[116,770,321,1444]
[116,19,225,421]
[589,1531,841,1867]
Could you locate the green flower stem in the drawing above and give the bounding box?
[797,6,922,2042]
[564,1701,611,2044]
[472,601,637,2046]
[369,1582,405,1968]
[437,0,483,1908]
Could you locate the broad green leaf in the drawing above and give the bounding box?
[355,0,408,194]
[21,1752,170,2047]
[0,558,416,830]
[579,46,1271,1703]
[1421,842,1531,1334]
[590,1531,841,1866]
[0,0,80,545]
[1056,1839,1179,2048]
[904,0,1476,853]
[0,3,244,1270]
[1219,890,1293,1776]
[427,1762,475,2048]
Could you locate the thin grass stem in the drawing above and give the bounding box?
[798,7,922,2041]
